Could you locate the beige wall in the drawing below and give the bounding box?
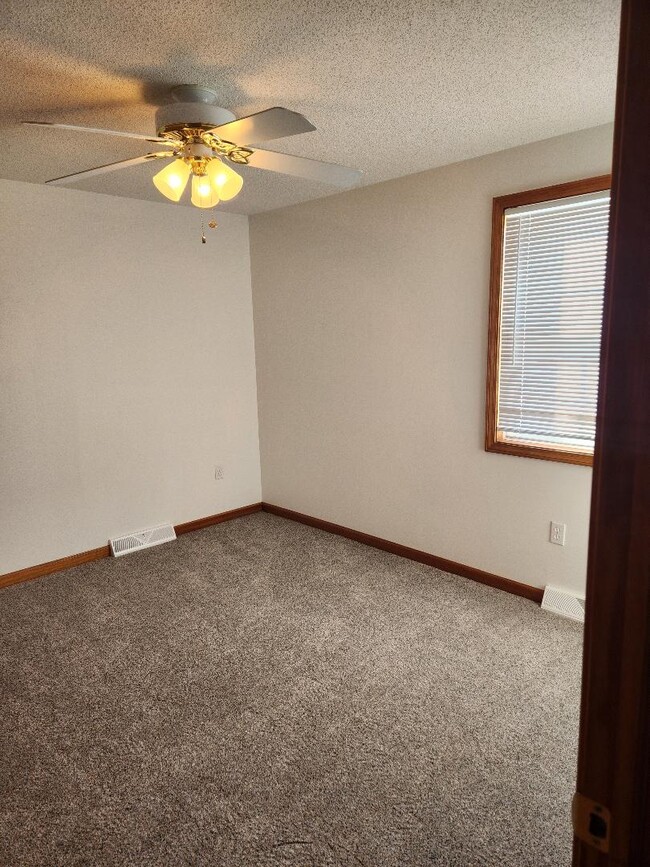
[250,124,614,595]
[1,126,613,589]
[0,180,261,573]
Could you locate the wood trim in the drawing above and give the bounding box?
[0,545,110,590]
[174,502,262,535]
[492,175,612,212]
[485,174,612,468]
[0,502,262,590]
[573,0,650,863]
[487,439,594,467]
[262,502,543,603]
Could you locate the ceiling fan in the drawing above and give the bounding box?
[23,85,363,209]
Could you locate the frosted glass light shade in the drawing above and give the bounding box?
[191,173,220,209]
[152,159,191,202]
[206,157,243,201]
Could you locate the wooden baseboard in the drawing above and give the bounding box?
[1,500,541,604]
[0,545,111,590]
[175,502,262,535]
[261,502,543,603]
[0,502,262,591]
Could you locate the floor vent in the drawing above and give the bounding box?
[541,585,586,623]
[110,524,176,557]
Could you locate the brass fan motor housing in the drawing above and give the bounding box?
[154,90,252,166]
[159,124,254,166]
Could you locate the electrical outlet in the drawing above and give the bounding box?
[550,522,566,546]
[214,465,225,481]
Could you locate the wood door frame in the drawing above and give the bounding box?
[573,0,650,864]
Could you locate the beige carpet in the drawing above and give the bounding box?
[0,512,583,866]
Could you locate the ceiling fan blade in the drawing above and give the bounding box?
[23,121,171,144]
[45,152,173,186]
[208,107,316,146]
[245,149,362,186]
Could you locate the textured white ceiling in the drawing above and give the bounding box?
[0,0,619,214]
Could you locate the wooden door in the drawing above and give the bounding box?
[573,1,650,864]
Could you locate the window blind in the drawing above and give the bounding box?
[497,190,610,453]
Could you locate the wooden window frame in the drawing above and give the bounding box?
[485,175,612,467]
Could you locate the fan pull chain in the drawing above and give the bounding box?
[199,211,219,244]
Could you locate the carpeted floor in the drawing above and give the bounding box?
[0,512,583,867]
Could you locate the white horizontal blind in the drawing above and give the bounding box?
[498,190,610,453]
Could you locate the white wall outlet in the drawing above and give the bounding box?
[214,464,225,481]
[550,521,566,546]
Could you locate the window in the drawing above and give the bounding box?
[485,176,611,466]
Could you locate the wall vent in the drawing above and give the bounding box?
[541,585,586,623]
[109,523,176,557]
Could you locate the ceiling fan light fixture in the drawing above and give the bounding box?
[206,157,243,202]
[32,94,362,217]
[152,158,191,202]
[191,172,220,208]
